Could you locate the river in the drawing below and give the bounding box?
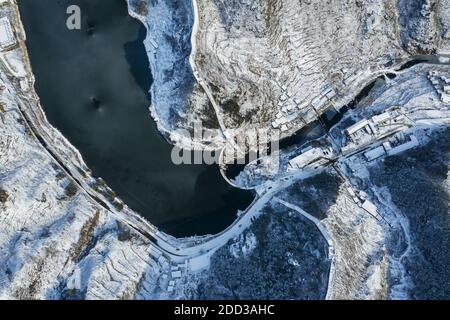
[18,0,254,238]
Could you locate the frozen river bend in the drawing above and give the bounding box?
[0,0,449,299]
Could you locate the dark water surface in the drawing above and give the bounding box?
[19,0,254,237]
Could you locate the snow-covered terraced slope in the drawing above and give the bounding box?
[0,72,175,300]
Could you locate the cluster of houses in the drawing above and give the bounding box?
[310,86,337,113]
[271,78,306,132]
[271,78,338,132]
[428,71,450,104]
[147,244,189,294]
[148,245,169,269]
[167,262,189,293]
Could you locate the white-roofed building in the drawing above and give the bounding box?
[302,107,317,122]
[387,135,419,156]
[442,94,450,104]
[345,119,370,136]
[323,87,337,99]
[149,38,159,50]
[372,112,391,125]
[383,141,392,151]
[0,17,16,50]
[362,200,379,217]
[288,147,326,171]
[364,146,386,161]
[311,95,328,111]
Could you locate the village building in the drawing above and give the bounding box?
[362,200,379,218]
[301,107,317,123]
[311,95,328,111]
[387,135,419,156]
[364,145,386,161]
[148,246,163,259]
[148,38,159,50]
[287,146,333,171]
[372,112,391,125]
[383,141,392,151]
[0,17,16,51]
[345,119,370,136]
[442,85,450,103]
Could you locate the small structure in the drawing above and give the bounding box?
[158,255,167,266]
[302,107,317,123]
[272,112,298,130]
[442,94,450,104]
[343,70,363,86]
[442,85,450,103]
[382,141,392,151]
[345,119,371,136]
[171,271,182,279]
[387,135,419,156]
[323,87,337,99]
[428,71,450,103]
[148,38,159,50]
[362,200,379,218]
[0,17,16,50]
[346,187,360,203]
[288,146,332,171]
[311,95,328,111]
[364,146,385,161]
[372,112,391,125]
[148,246,163,259]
